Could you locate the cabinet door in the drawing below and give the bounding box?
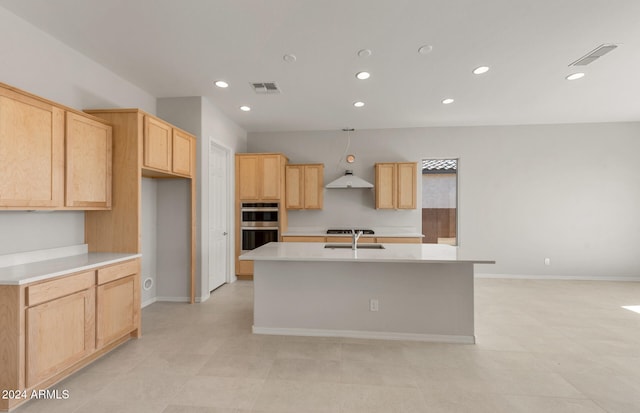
[303,164,324,209]
[143,116,172,172]
[172,130,192,177]
[285,165,304,209]
[375,163,396,209]
[237,155,260,200]
[0,88,64,208]
[396,162,417,209]
[237,260,254,276]
[261,154,281,200]
[26,288,95,387]
[65,112,112,208]
[96,275,136,348]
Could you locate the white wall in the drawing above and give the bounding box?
[0,211,83,254]
[249,122,640,279]
[158,96,247,302]
[156,180,191,300]
[141,178,158,306]
[0,7,156,255]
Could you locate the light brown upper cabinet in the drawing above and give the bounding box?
[142,115,193,178]
[236,153,287,201]
[143,116,172,173]
[1,83,113,211]
[0,85,64,209]
[172,129,193,177]
[285,164,324,209]
[65,112,112,209]
[375,162,417,209]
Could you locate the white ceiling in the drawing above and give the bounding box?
[2,0,640,132]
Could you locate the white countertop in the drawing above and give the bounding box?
[282,226,424,238]
[240,242,494,264]
[0,245,140,285]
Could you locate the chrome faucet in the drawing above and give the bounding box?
[351,229,362,250]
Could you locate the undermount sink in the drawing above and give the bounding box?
[324,244,385,249]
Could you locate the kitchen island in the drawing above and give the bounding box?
[240,242,494,343]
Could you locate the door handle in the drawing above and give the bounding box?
[223,232,228,236]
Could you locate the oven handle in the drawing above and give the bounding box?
[241,223,280,228]
[241,207,279,212]
[241,226,279,230]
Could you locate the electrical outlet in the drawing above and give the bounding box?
[544,258,551,266]
[370,298,379,312]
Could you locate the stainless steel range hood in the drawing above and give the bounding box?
[325,170,374,189]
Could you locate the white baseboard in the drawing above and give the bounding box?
[476,273,640,282]
[154,296,206,303]
[141,297,157,308]
[252,326,475,344]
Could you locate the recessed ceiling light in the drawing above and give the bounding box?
[442,98,455,105]
[566,72,585,81]
[353,101,365,108]
[214,80,229,88]
[240,106,251,112]
[283,54,297,63]
[355,72,370,80]
[418,45,433,55]
[357,49,372,58]
[472,66,490,75]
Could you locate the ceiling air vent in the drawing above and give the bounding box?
[569,44,618,66]
[250,82,281,94]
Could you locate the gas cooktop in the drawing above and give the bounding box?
[326,229,375,235]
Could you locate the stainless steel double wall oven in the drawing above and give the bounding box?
[240,202,279,252]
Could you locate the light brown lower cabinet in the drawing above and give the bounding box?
[329,236,376,244]
[237,260,254,278]
[0,258,140,412]
[282,236,422,244]
[375,237,422,244]
[281,236,326,242]
[96,275,136,348]
[26,288,95,387]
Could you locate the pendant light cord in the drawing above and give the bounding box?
[337,128,353,171]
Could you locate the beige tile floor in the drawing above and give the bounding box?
[13,279,640,413]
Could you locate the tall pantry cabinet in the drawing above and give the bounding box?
[84,109,197,303]
[235,153,288,279]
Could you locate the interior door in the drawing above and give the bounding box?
[209,140,229,291]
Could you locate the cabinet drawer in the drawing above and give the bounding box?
[376,237,422,244]
[282,236,326,242]
[97,260,139,285]
[27,271,95,307]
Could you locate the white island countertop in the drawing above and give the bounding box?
[240,242,494,264]
[0,245,141,285]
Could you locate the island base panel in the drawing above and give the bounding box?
[252,261,474,343]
